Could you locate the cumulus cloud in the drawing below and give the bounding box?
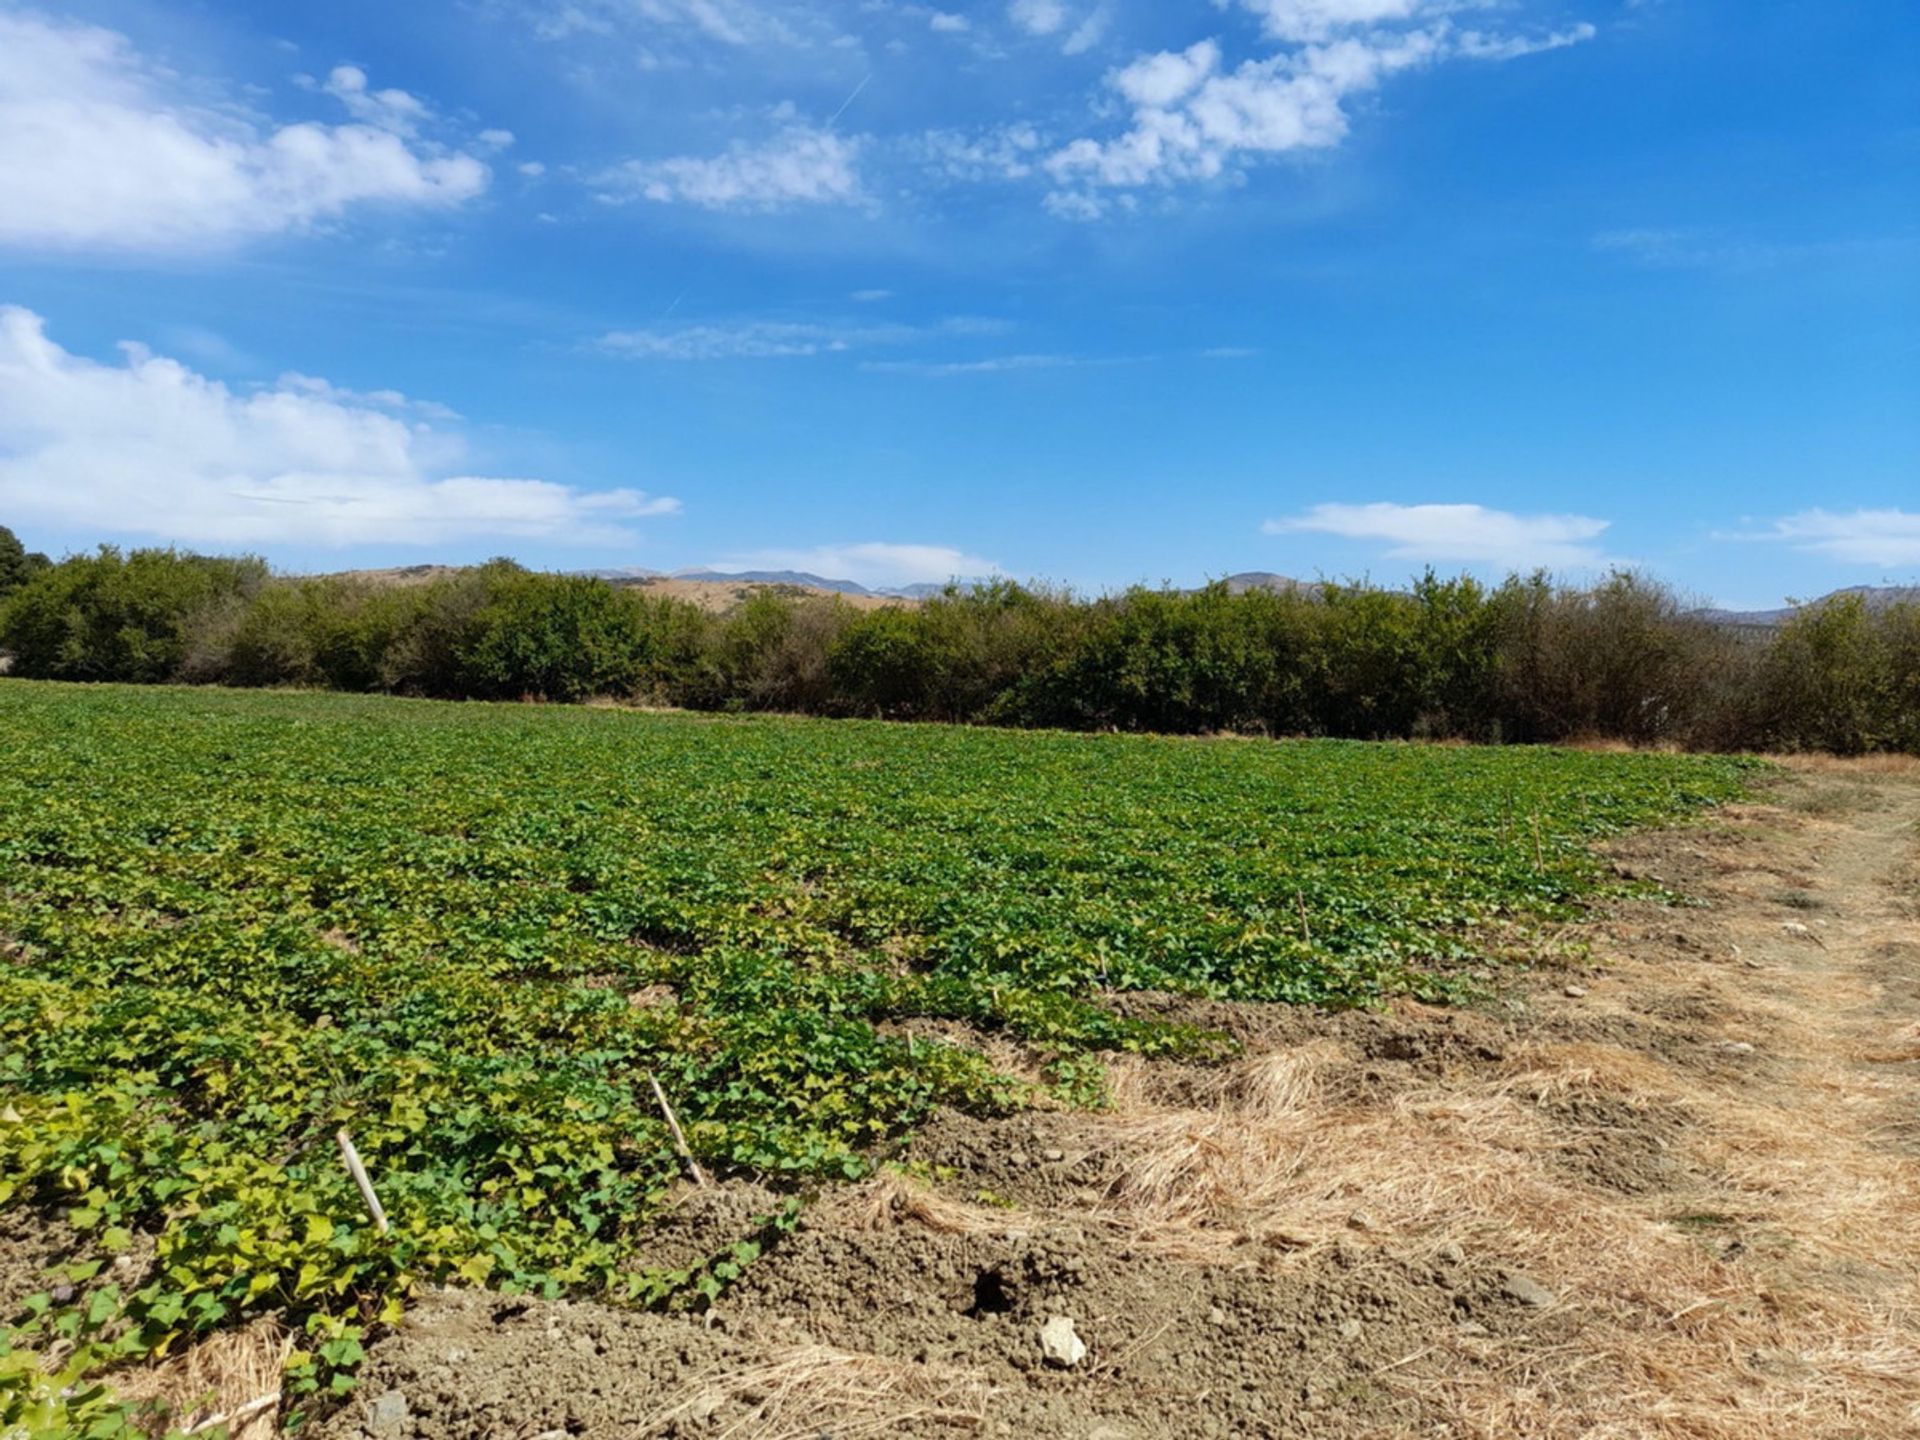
[0,306,676,549]
[320,64,432,136]
[930,12,971,34]
[711,542,1000,588]
[1725,510,1920,568]
[601,124,863,210]
[1264,502,1614,569]
[0,9,491,253]
[1008,0,1070,37]
[1044,3,1594,205]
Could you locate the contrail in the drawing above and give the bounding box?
[827,71,871,127]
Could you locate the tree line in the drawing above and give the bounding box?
[0,532,1915,754]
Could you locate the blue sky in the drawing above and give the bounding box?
[0,0,1913,607]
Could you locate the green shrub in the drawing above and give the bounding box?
[0,547,265,683]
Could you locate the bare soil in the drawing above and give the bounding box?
[19,763,1913,1439]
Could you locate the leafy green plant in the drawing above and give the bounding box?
[0,683,1756,1415]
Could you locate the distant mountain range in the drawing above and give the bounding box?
[1693,585,1920,629]
[575,567,978,600]
[574,567,1916,624]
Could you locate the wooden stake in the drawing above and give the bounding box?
[648,1073,711,1189]
[1530,812,1545,871]
[335,1129,388,1236]
[1296,891,1312,947]
[183,1393,280,1436]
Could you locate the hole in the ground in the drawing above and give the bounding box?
[965,1267,1013,1318]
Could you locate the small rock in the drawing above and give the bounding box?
[1337,1318,1363,1340]
[1721,1041,1755,1055]
[1435,1242,1465,1266]
[1502,1272,1558,1309]
[1008,1150,1029,1168]
[1038,1315,1087,1368]
[571,1333,598,1357]
[364,1390,409,1438]
[1455,1320,1489,1336]
[1346,1210,1377,1232]
[1206,1306,1228,1326]
[1042,1147,1065,1163]
[1563,984,1588,999]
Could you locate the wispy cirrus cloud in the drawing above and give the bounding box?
[0,9,492,254]
[596,314,1009,361]
[1264,501,1615,569]
[862,352,1100,376]
[1720,510,1920,568]
[599,122,865,211]
[0,305,675,548]
[1593,228,1916,273]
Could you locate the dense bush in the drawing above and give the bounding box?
[1,536,1915,752]
[0,546,265,683]
[0,525,49,598]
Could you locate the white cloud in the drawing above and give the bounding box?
[321,64,432,136]
[275,372,463,423]
[601,321,895,360]
[1263,502,1614,569]
[528,0,812,48]
[597,314,1004,360]
[1237,0,1439,43]
[1062,6,1111,55]
[1009,0,1070,37]
[916,124,1047,182]
[1044,8,1595,203]
[518,160,548,177]
[1726,510,1920,568]
[713,542,1000,588]
[850,288,894,302]
[930,12,970,33]
[1454,24,1597,60]
[601,124,863,210]
[862,353,1096,375]
[0,10,490,254]
[0,306,676,549]
[1111,40,1221,108]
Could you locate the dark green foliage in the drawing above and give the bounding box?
[0,547,265,683]
[0,526,49,599]
[2,545,1917,753]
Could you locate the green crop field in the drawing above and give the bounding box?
[0,683,1755,1427]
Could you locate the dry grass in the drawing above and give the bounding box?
[1059,1025,1920,1438]
[112,1319,290,1438]
[1771,752,1920,777]
[829,1170,1034,1237]
[890,778,1920,1439]
[634,1343,991,1438]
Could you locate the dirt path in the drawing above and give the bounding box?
[308,764,1919,1440]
